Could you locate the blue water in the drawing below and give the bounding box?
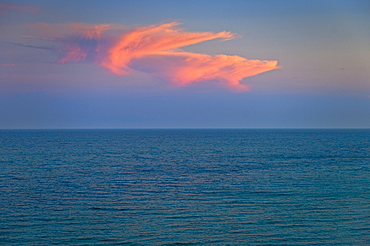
[1,129,369,245]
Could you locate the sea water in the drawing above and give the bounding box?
[0,129,369,245]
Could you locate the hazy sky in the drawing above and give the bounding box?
[1,0,369,128]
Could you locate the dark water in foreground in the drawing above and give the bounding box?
[0,129,369,245]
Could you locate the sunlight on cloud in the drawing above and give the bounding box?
[32,22,279,91]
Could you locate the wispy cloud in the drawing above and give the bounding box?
[0,63,16,66]
[0,3,39,13]
[8,42,57,52]
[31,22,279,91]
[131,52,278,91]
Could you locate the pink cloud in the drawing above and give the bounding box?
[101,22,235,75]
[31,21,279,91]
[0,3,39,13]
[132,52,278,91]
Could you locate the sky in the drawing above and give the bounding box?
[0,0,369,128]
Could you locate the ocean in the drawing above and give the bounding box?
[0,129,369,245]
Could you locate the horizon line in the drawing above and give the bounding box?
[1,127,369,130]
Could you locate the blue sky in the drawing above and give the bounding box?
[0,0,369,128]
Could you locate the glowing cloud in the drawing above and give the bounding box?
[32,22,279,91]
[101,22,235,75]
[132,52,278,91]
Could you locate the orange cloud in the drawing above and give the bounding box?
[101,22,235,75]
[31,22,279,91]
[132,52,278,91]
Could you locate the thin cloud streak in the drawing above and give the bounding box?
[8,42,57,52]
[0,63,16,66]
[32,22,279,91]
[0,3,39,13]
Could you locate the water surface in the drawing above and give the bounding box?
[1,129,369,245]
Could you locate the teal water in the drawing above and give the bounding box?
[0,129,369,245]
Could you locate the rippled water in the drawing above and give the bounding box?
[1,129,369,245]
